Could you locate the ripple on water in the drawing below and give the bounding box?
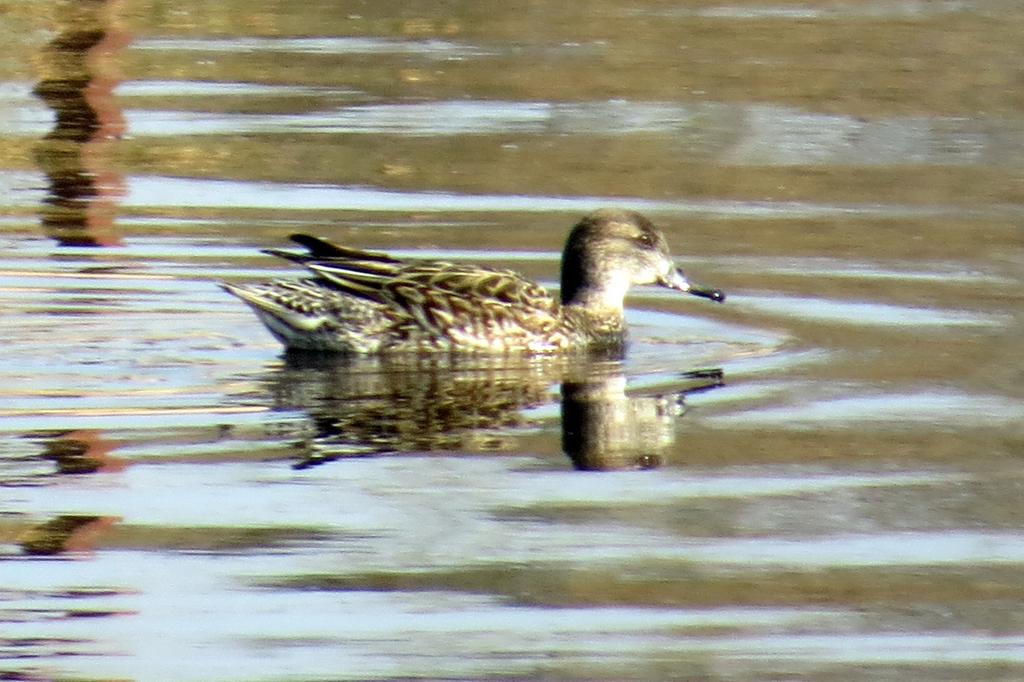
[711,390,1024,428]
[739,294,1008,328]
[131,36,496,58]
[124,174,1022,220]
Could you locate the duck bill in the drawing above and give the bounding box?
[660,266,726,303]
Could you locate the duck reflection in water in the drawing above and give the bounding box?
[562,367,723,471]
[261,354,723,471]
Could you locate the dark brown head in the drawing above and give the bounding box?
[560,209,724,311]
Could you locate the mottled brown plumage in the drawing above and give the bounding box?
[222,209,724,354]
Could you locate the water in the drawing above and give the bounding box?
[1,1,1022,680]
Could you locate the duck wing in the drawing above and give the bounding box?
[263,234,400,266]
[263,234,407,304]
[313,259,561,339]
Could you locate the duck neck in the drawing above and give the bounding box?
[562,283,629,339]
[562,304,627,348]
[561,250,630,302]
[560,233,630,336]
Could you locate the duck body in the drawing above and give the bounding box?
[222,209,724,354]
[225,257,594,354]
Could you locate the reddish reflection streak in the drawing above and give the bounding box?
[40,429,128,474]
[33,0,130,247]
[17,429,127,556]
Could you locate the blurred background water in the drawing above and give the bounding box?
[1,1,1022,680]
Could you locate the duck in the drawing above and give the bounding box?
[221,208,724,354]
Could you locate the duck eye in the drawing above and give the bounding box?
[635,232,656,249]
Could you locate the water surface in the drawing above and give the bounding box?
[1,1,1022,680]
